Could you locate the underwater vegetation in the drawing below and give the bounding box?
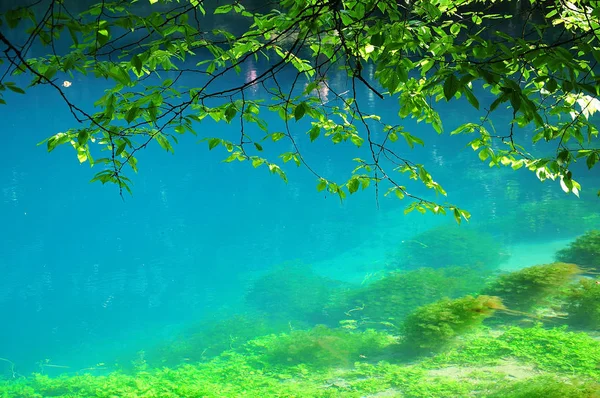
[485,376,600,398]
[2,324,600,397]
[245,264,341,324]
[143,314,290,368]
[327,266,489,327]
[393,225,507,270]
[245,325,395,368]
[428,324,600,377]
[5,227,600,397]
[555,230,600,273]
[401,295,504,350]
[563,278,600,330]
[482,262,582,312]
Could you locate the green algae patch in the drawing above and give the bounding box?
[328,266,489,328]
[563,278,600,330]
[482,262,582,311]
[426,325,600,377]
[556,230,600,274]
[245,325,397,369]
[2,324,600,398]
[485,375,600,398]
[401,295,504,350]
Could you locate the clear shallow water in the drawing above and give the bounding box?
[0,6,598,383]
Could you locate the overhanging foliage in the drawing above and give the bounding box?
[0,0,598,221]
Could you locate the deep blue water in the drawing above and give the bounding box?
[0,8,597,377]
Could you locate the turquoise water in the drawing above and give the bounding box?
[0,3,598,391]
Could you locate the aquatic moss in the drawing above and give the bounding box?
[144,314,289,367]
[245,264,340,324]
[245,325,396,369]
[328,266,490,327]
[401,295,504,350]
[556,230,600,273]
[0,358,501,398]
[428,325,600,377]
[1,326,599,397]
[485,375,600,398]
[482,262,582,312]
[563,278,600,330]
[394,225,507,270]
[3,354,349,398]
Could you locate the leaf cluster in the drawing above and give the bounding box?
[3,0,598,214]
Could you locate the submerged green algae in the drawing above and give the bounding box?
[2,323,600,398]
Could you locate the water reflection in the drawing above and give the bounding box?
[244,60,259,95]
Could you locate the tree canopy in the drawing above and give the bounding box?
[0,0,598,222]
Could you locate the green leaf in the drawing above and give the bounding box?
[421,59,435,75]
[294,102,307,121]
[77,149,87,163]
[97,29,109,46]
[214,4,233,14]
[489,94,507,112]
[131,54,143,75]
[350,135,364,147]
[479,148,490,161]
[586,152,598,170]
[46,132,71,152]
[347,178,359,194]
[5,10,21,28]
[125,107,139,123]
[208,138,220,150]
[115,142,127,156]
[90,170,115,184]
[546,78,558,93]
[225,104,237,122]
[401,132,423,148]
[395,188,405,200]
[251,157,264,168]
[109,65,131,85]
[5,84,25,94]
[77,130,89,145]
[270,132,286,142]
[371,33,384,46]
[155,133,173,153]
[453,208,462,224]
[316,179,327,192]
[443,74,460,101]
[308,126,320,142]
[463,88,479,110]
